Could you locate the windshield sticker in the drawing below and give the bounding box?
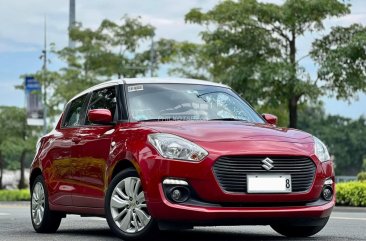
[128,85,144,92]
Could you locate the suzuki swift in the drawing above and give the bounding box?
[30,78,334,240]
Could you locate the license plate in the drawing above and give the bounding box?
[247,174,292,193]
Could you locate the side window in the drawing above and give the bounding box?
[63,95,87,127]
[85,87,117,125]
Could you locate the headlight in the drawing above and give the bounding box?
[313,136,330,162]
[148,133,208,162]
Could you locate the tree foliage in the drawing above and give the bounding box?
[184,0,352,128]
[52,16,155,104]
[23,16,165,114]
[298,104,366,175]
[0,106,39,188]
[158,40,211,80]
[311,24,366,99]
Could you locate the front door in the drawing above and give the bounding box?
[71,86,118,208]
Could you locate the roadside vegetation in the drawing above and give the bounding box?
[0,189,30,201]
[1,183,366,207]
[336,181,366,207]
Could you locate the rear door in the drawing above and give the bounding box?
[45,94,89,206]
[71,86,118,208]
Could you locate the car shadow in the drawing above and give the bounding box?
[156,229,321,241]
[57,227,321,241]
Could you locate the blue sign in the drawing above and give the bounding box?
[25,76,41,92]
[25,76,44,126]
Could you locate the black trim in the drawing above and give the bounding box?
[118,84,129,121]
[212,156,316,194]
[158,217,330,228]
[60,102,71,128]
[162,182,330,208]
[80,92,92,125]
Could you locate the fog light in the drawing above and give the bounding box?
[169,187,190,203]
[322,186,333,201]
[171,189,182,201]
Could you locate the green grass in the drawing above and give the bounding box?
[0,189,30,201]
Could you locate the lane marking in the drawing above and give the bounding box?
[331,216,366,221]
[0,213,10,216]
[84,217,105,221]
[0,205,28,209]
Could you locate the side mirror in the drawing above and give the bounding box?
[88,109,113,124]
[262,113,278,125]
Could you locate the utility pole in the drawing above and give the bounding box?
[149,38,155,77]
[41,16,48,134]
[69,0,76,48]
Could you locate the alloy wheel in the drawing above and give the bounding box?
[31,182,45,226]
[110,177,151,233]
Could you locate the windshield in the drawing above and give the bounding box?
[125,83,264,123]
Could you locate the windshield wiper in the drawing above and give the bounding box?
[138,118,178,122]
[209,118,248,122]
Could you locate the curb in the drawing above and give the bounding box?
[334,206,366,212]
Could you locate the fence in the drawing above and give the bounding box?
[335,176,357,183]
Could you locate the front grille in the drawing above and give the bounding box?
[213,156,316,193]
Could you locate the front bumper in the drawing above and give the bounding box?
[138,141,335,224]
[149,191,334,225]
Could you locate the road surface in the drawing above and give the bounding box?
[0,202,365,241]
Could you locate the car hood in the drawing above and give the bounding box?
[139,121,313,143]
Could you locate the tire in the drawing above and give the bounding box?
[105,168,158,241]
[31,175,62,233]
[271,217,329,237]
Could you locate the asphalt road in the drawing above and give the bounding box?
[0,202,365,241]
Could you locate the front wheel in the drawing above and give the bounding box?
[31,175,62,233]
[271,217,329,237]
[105,168,157,240]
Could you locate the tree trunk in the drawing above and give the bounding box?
[0,152,3,190]
[18,150,27,189]
[288,96,298,128]
[288,30,298,128]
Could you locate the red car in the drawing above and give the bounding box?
[30,78,334,240]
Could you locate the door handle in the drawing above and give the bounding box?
[71,137,82,143]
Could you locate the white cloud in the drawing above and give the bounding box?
[0,0,218,53]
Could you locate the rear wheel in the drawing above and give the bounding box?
[31,175,62,233]
[271,218,329,237]
[105,168,157,240]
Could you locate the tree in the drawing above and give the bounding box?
[23,16,168,117]
[0,106,39,189]
[53,16,155,103]
[185,0,351,128]
[298,104,366,175]
[311,24,366,99]
[157,40,211,80]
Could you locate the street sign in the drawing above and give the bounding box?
[25,76,44,126]
[25,76,42,92]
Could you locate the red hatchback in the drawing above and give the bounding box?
[30,78,335,240]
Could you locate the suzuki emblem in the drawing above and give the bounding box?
[262,157,274,171]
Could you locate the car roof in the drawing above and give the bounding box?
[68,77,230,103]
[123,78,228,87]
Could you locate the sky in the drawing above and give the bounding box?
[0,0,365,119]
